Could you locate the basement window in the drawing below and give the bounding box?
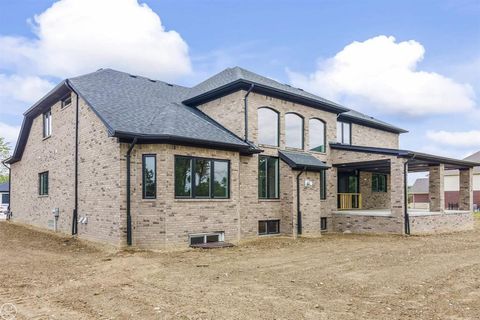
[258,220,280,235]
[189,232,224,246]
[321,217,328,231]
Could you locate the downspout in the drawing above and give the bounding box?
[296,167,307,235]
[66,81,80,236]
[126,137,138,246]
[73,90,79,235]
[243,84,254,141]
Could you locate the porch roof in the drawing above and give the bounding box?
[330,143,480,172]
[279,150,330,172]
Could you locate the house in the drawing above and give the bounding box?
[410,151,480,211]
[0,182,9,217]
[410,178,429,209]
[5,67,478,248]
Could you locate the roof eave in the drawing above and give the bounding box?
[183,80,349,114]
[338,113,408,134]
[113,130,262,155]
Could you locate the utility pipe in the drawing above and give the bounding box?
[296,167,307,235]
[243,84,254,141]
[126,137,138,246]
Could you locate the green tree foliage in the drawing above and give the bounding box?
[0,137,11,183]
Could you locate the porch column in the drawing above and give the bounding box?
[459,168,473,211]
[429,164,445,212]
[390,157,407,231]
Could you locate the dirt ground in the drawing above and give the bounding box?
[1,218,479,320]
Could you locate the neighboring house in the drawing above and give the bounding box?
[0,182,9,216]
[411,151,480,211]
[410,178,429,209]
[5,67,479,249]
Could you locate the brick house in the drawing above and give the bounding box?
[5,67,478,248]
[410,151,480,211]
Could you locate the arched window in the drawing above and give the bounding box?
[309,118,326,152]
[257,107,279,146]
[285,113,304,149]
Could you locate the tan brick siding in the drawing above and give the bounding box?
[10,95,76,234]
[10,95,123,246]
[359,171,390,209]
[77,98,123,246]
[352,123,399,149]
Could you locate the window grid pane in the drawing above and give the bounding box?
[320,170,327,200]
[194,159,211,198]
[213,161,228,198]
[175,158,192,197]
[285,113,303,149]
[258,108,279,146]
[142,155,156,199]
[309,119,325,152]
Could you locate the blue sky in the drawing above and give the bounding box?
[0,0,479,163]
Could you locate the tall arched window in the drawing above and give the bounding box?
[309,118,326,152]
[285,113,304,149]
[257,107,279,146]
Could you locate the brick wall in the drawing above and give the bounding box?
[352,124,399,149]
[10,94,76,234]
[359,171,390,209]
[10,95,124,246]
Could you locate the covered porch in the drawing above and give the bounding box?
[330,144,478,234]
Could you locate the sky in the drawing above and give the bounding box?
[0,0,479,169]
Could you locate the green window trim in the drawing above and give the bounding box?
[258,156,280,199]
[320,170,327,200]
[142,154,157,199]
[372,173,388,192]
[174,156,230,199]
[39,171,49,196]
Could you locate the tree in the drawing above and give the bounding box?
[0,137,11,184]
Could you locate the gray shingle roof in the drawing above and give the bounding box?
[339,110,408,133]
[68,69,252,150]
[445,151,480,176]
[185,67,348,111]
[8,66,410,163]
[411,178,428,194]
[184,67,406,133]
[279,150,330,172]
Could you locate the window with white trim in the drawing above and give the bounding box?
[43,109,52,138]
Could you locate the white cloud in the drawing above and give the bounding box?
[426,130,480,148]
[0,74,55,104]
[0,0,191,80]
[0,74,55,116]
[288,35,476,116]
[0,122,21,146]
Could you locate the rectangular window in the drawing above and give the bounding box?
[258,220,280,235]
[61,95,72,108]
[372,173,388,192]
[142,155,156,199]
[320,170,327,200]
[258,156,279,199]
[174,156,229,199]
[39,171,49,195]
[321,217,327,231]
[337,121,351,144]
[43,109,52,138]
[1,193,9,204]
[189,232,224,246]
